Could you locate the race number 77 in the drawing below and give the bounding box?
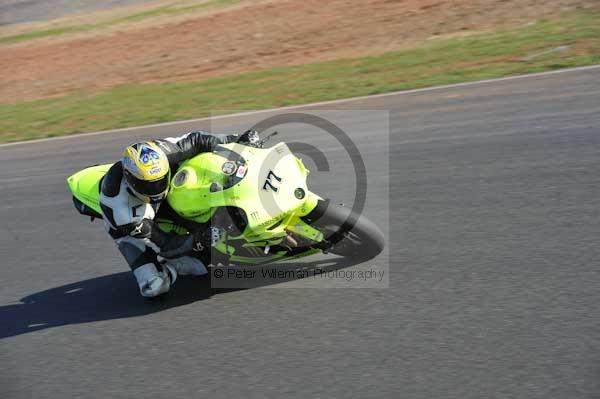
[263,170,282,192]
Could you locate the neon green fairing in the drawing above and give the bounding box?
[67,163,112,214]
[167,142,321,237]
[67,142,325,265]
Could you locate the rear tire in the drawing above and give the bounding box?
[302,200,385,260]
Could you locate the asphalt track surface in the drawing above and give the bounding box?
[1,67,600,398]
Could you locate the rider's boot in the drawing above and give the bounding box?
[133,262,177,298]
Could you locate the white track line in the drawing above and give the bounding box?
[2,64,599,148]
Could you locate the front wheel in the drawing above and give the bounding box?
[302,200,385,260]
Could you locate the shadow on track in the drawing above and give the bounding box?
[0,257,356,339]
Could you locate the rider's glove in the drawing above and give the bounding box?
[237,129,261,147]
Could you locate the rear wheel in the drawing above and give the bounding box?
[302,200,385,260]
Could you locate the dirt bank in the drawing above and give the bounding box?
[0,0,596,103]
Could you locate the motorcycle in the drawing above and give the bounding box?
[67,133,385,266]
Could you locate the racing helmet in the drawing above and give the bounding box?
[122,141,170,203]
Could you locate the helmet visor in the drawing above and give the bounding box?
[124,169,170,203]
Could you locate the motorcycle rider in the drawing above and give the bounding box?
[100,129,259,298]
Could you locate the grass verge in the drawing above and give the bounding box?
[1,10,599,143]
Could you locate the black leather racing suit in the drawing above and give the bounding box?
[99,131,237,297]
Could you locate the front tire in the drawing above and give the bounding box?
[302,200,385,260]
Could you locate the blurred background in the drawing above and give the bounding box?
[0,0,598,142]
